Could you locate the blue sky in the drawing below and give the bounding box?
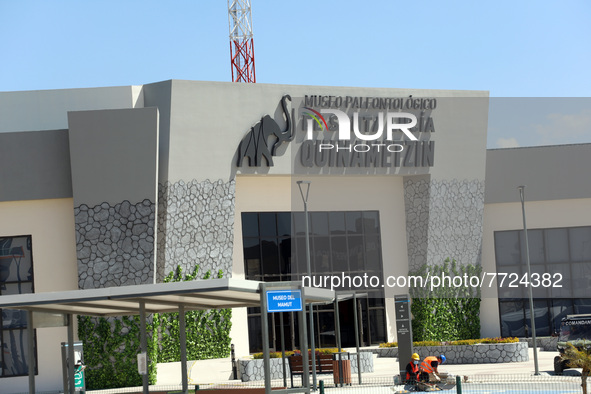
[1,0,590,148]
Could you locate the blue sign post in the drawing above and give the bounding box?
[266,290,303,313]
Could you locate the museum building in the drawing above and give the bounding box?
[0,80,590,391]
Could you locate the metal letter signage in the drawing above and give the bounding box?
[266,289,302,313]
[236,95,292,167]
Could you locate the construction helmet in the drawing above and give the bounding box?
[412,353,420,360]
[439,354,446,364]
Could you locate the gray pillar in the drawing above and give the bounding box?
[280,312,287,388]
[179,305,188,394]
[353,295,361,384]
[27,311,35,394]
[67,314,75,394]
[139,301,149,394]
[260,284,272,394]
[298,296,310,394]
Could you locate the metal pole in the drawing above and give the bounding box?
[27,311,35,394]
[334,295,343,386]
[298,180,317,391]
[260,283,272,394]
[67,314,75,394]
[298,290,310,394]
[519,185,539,375]
[139,301,149,394]
[179,305,188,394]
[280,312,287,388]
[353,295,361,384]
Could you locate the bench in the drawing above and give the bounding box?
[287,354,334,387]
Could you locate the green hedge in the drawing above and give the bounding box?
[78,265,232,390]
[409,259,481,342]
[77,315,158,389]
[379,337,519,348]
[155,266,232,362]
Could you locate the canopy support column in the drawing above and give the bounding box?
[353,294,361,384]
[179,304,189,394]
[67,314,75,394]
[27,310,35,394]
[139,301,149,394]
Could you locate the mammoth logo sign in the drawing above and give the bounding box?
[236,95,292,167]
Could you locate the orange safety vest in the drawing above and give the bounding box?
[406,361,420,381]
[419,356,438,374]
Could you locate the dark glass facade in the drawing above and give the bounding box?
[495,226,591,337]
[242,211,386,353]
[0,235,36,378]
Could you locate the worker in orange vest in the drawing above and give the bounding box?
[419,354,446,382]
[405,352,421,384]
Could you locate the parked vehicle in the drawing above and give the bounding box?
[554,314,591,374]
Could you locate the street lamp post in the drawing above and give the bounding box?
[297,180,317,391]
[518,185,540,375]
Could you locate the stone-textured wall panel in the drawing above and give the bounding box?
[404,178,430,271]
[372,342,528,364]
[75,199,155,289]
[404,178,485,271]
[238,353,374,382]
[157,179,235,282]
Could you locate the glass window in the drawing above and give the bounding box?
[261,238,279,276]
[499,300,526,337]
[1,310,27,329]
[365,235,381,272]
[278,237,291,275]
[521,229,545,264]
[0,235,35,378]
[242,211,385,353]
[311,212,328,236]
[496,226,591,339]
[571,263,591,298]
[494,231,521,265]
[569,227,591,262]
[574,299,591,314]
[547,263,572,299]
[259,213,277,237]
[292,212,305,236]
[496,265,524,299]
[331,237,348,273]
[348,236,365,272]
[312,237,331,274]
[329,212,346,235]
[242,238,261,277]
[524,299,550,337]
[241,213,259,237]
[276,213,291,237]
[545,228,570,263]
[369,308,386,344]
[345,212,363,235]
[550,299,573,334]
[362,211,380,235]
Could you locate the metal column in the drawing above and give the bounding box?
[179,305,189,394]
[353,295,361,384]
[67,314,75,394]
[139,301,149,394]
[27,311,35,394]
[260,283,272,394]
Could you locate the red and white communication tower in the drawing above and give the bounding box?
[228,0,256,83]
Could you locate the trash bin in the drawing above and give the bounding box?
[332,352,351,386]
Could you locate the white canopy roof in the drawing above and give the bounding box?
[0,278,335,316]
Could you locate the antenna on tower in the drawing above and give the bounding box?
[228,0,256,83]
